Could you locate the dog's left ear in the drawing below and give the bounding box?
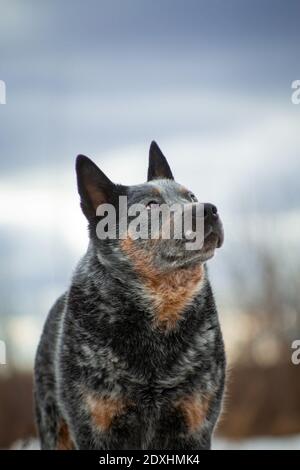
[147,141,174,181]
[76,154,119,220]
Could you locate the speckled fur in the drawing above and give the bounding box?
[34,142,226,450]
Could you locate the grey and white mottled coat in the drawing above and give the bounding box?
[34,141,226,450]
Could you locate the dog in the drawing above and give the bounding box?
[34,141,226,450]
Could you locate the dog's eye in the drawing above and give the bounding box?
[189,193,198,202]
[146,200,160,209]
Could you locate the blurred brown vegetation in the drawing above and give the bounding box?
[0,371,36,448]
[217,361,300,439]
[1,360,300,448]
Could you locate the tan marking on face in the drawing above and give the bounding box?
[87,395,127,431]
[57,420,75,450]
[176,394,210,433]
[120,238,204,330]
[179,185,189,196]
[150,186,161,196]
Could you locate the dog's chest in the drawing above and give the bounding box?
[82,336,209,402]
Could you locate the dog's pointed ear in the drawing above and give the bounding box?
[147,141,174,181]
[76,154,115,219]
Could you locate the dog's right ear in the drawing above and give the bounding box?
[76,155,116,219]
[147,141,174,181]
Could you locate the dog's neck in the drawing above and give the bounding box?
[120,238,205,331]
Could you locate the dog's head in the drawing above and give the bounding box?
[76,141,224,272]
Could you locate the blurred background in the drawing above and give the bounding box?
[0,0,300,449]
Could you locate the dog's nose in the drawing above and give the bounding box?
[204,203,218,221]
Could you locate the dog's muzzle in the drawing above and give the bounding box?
[203,203,224,249]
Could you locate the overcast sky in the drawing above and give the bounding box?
[0,0,300,365]
[0,0,299,172]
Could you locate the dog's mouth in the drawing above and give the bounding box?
[184,217,224,250]
[158,222,224,266]
[204,221,224,249]
[127,216,224,268]
[195,219,224,260]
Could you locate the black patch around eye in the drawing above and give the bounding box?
[146,200,160,208]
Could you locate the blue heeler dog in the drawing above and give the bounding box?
[34,141,226,450]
